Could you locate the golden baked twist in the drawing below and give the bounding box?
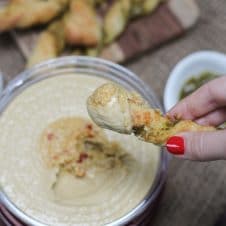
[27,19,65,67]
[103,0,162,44]
[64,0,102,46]
[0,0,69,32]
[27,0,103,66]
[103,0,131,44]
[87,83,215,145]
[131,0,163,17]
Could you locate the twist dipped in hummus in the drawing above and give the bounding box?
[87,83,215,145]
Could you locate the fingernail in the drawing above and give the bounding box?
[166,136,184,155]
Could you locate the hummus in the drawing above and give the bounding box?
[0,74,160,226]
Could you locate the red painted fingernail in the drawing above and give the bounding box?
[166,136,184,155]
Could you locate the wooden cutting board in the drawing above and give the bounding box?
[9,0,200,65]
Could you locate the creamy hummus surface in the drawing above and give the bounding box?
[0,75,160,226]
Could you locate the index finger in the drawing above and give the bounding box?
[168,76,226,120]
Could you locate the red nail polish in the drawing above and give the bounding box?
[166,136,184,155]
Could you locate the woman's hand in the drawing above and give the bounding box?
[167,76,226,161]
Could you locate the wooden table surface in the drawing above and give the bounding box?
[0,1,226,226]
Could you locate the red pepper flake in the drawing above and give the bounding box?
[86,124,93,130]
[47,133,54,141]
[77,153,88,163]
[88,133,94,138]
[86,124,94,138]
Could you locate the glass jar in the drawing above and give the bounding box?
[0,56,169,226]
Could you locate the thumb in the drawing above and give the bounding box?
[166,130,226,161]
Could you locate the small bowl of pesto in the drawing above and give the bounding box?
[164,51,226,111]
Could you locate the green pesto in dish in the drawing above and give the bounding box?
[179,72,218,100]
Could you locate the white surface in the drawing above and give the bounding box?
[163,51,226,111]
